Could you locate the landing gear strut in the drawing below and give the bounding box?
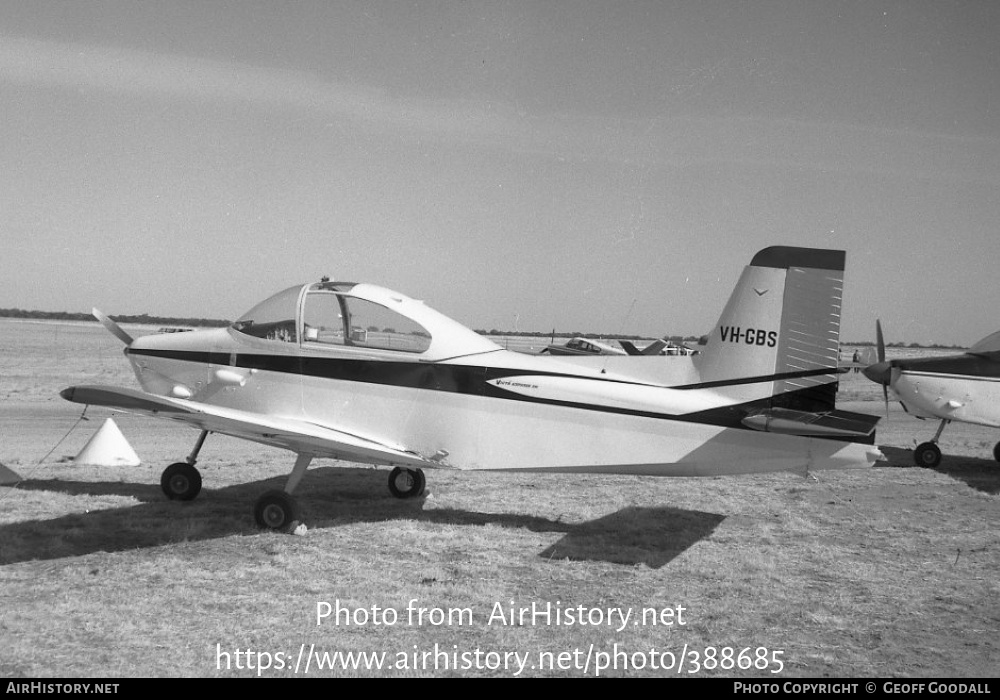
[913,420,949,468]
[160,430,209,500]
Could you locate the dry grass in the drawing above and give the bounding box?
[1,321,997,677]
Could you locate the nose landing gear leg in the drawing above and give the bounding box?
[161,430,210,500]
[913,420,949,468]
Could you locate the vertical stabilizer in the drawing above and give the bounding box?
[695,247,844,411]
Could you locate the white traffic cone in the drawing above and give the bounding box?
[73,418,141,467]
[0,462,20,485]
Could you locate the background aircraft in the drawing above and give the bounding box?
[62,246,882,531]
[540,336,629,356]
[618,339,696,356]
[863,322,1000,467]
[542,336,693,356]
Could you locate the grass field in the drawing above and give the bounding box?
[1,319,997,677]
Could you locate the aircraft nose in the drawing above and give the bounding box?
[862,361,892,386]
[60,387,75,401]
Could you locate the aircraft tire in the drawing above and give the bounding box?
[993,441,1000,463]
[913,442,942,468]
[388,467,426,499]
[161,462,202,501]
[254,490,301,531]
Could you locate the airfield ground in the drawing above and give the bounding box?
[1,319,997,677]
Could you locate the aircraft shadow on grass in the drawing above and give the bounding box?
[877,446,1000,495]
[1,467,725,568]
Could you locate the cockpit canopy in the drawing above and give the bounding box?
[231,280,500,359]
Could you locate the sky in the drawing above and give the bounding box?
[1,1,998,346]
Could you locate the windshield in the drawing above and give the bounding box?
[231,285,302,342]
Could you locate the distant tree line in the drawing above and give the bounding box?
[844,339,966,350]
[0,308,230,328]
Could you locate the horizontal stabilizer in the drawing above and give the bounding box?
[741,408,879,442]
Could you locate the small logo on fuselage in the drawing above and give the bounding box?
[494,378,539,390]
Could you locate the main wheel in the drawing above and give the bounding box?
[388,467,426,499]
[254,490,301,531]
[160,462,202,501]
[914,442,942,468]
[993,441,1000,463]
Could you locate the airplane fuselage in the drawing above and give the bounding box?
[121,324,877,476]
[888,354,1000,428]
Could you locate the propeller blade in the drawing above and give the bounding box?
[865,320,889,419]
[93,308,133,345]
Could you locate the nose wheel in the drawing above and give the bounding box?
[160,429,209,500]
[388,467,426,499]
[913,442,942,468]
[913,419,948,468]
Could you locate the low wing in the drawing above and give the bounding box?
[60,385,432,469]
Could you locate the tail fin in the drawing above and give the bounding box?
[695,246,844,412]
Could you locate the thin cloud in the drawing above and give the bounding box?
[0,35,515,140]
[2,35,995,184]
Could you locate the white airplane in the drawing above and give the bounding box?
[619,339,696,357]
[862,322,1000,467]
[541,336,630,356]
[541,336,684,357]
[61,246,883,531]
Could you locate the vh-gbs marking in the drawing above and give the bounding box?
[718,326,778,347]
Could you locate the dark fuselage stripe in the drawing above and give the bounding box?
[129,347,836,392]
[895,354,1000,379]
[126,348,850,431]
